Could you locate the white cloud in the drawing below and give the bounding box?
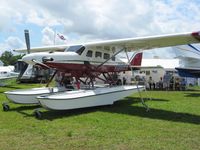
[41,27,55,45]
[152,0,200,33]
[26,10,61,27]
[0,0,200,58]
[28,0,200,39]
[0,3,13,31]
[41,27,68,45]
[0,36,25,55]
[5,37,25,48]
[1,0,200,36]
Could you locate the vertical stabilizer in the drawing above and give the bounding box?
[130,52,143,66]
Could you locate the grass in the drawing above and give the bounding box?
[0,80,200,150]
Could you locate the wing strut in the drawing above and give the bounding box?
[46,70,58,87]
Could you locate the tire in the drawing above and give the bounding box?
[3,104,10,111]
[34,110,42,119]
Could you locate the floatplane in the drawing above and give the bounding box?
[0,65,19,86]
[3,49,143,111]
[3,30,200,118]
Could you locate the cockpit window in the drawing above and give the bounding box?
[66,45,85,55]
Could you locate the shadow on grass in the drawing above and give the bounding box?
[11,97,151,120]
[9,104,98,119]
[184,88,200,92]
[184,92,200,97]
[38,107,99,121]
[107,101,200,125]
[14,97,199,125]
[6,105,40,117]
[9,105,39,112]
[33,97,157,120]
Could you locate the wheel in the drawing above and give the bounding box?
[34,110,42,119]
[3,104,10,111]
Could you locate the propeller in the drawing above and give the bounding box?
[23,29,57,86]
[24,29,30,54]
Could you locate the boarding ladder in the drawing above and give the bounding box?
[136,81,150,112]
[124,49,150,111]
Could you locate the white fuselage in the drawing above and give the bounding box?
[22,45,129,74]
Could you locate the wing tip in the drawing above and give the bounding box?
[192,31,200,36]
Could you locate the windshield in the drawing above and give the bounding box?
[66,45,85,55]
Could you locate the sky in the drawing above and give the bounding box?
[0,0,200,58]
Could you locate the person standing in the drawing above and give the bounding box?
[148,76,155,90]
[158,77,163,90]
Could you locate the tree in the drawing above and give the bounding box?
[0,51,24,66]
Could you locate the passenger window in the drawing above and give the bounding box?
[95,51,102,58]
[103,53,110,59]
[86,50,93,57]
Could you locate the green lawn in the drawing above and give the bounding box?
[0,81,200,150]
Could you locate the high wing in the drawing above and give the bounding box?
[14,45,69,53]
[14,31,200,53]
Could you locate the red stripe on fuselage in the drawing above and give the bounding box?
[45,62,129,73]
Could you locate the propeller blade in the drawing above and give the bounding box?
[24,29,30,54]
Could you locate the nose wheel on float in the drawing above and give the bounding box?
[2,102,10,111]
[34,108,42,119]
